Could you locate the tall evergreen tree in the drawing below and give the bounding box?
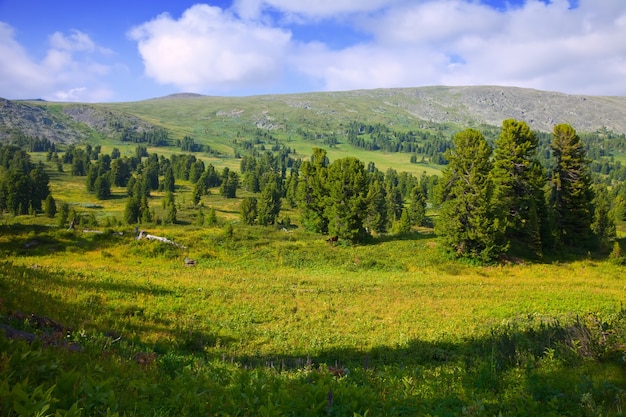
[549,124,594,247]
[436,129,507,261]
[492,119,546,256]
[364,179,388,234]
[257,172,282,226]
[408,185,427,227]
[240,197,258,225]
[94,174,111,200]
[325,157,369,242]
[163,166,175,193]
[296,148,329,233]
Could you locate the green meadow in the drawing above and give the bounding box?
[2,149,626,416]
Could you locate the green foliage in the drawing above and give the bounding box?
[549,124,595,247]
[436,129,507,261]
[43,195,56,218]
[257,172,282,226]
[240,196,258,225]
[492,119,545,256]
[325,157,369,241]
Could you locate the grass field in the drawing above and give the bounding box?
[2,153,626,416]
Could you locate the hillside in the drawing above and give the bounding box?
[2,86,626,148]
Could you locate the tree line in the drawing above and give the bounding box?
[436,120,614,261]
[2,117,623,263]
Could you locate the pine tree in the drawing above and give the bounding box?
[364,179,388,234]
[240,197,258,225]
[492,119,545,256]
[436,129,507,261]
[296,149,329,233]
[94,174,111,200]
[591,185,616,246]
[408,185,427,227]
[163,166,175,193]
[43,195,56,218]
[257,172,282,226]
[324,157,369,242]
[549,124,594,247]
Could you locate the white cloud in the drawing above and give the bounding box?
[290,0,626,95]
[129,4,291,93]
[0,22,115,101]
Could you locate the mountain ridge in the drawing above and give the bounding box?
[2,86,626,145]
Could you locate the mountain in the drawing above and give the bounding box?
[2,86,626,146]
[0,98,164,144]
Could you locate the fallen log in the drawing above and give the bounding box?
[137,230,186,249]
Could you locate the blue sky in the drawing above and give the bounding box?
[0,0,624,102]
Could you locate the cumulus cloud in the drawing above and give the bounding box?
[128,4,291,92]
[290,0,626,95]
[0,22,115,101]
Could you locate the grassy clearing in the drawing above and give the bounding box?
[1,154,626,416]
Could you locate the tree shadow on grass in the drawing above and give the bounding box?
[0,223,133,257]
[221,312,626,416]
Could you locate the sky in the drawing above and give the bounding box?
[0,0,625,102]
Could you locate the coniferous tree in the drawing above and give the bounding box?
[297,148,329,233]
[492,119,546,256]
[43,195,56,218]
[408,185,427,227]
[163,166,175,193]
[240,197,258,225]
[364,179,388,234]
[549,124,594,247]
[257,172,282,226]
[57,202,69,228]
[165,192,177,224]
[436,129,507,261]
[592,185,616,246]
[325,157,369,242]
[94,174,111,200]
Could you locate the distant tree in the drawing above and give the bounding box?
[124,196,141,225]
[94,174,111,200]
[592,185,616,245]
[164,191,177,224]
[163,166,175,193]
[436,129,507,261]
[57,202,69,228]
[257,172,282,226]
[364,179,387,234]
[240,197,258,225]
[206,207,218,226]
[220,168,239,198]
[111,158,131,187]
[393,208,412,235]
[549,124,594,247]
[408,185,427,227]
[43,195,56,218]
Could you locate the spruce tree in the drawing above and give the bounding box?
[549,124,594,247]
[436,129,507,261]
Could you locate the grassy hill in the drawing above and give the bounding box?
[3,86,626,175]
